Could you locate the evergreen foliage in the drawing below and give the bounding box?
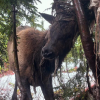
[0,0,42,67]
[0,0,41,35]
[65,36,85,66]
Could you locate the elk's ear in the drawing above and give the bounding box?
[39,13,55,24]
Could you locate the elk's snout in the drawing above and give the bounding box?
[42,47,55,59]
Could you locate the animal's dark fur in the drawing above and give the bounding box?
[8,17,78,100]
[8,27,56,82]
[8,27,56,100]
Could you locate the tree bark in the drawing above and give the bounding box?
[12,4,25,98]
[73,0,100,85]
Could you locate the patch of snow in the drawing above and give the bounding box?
[0,70,95,100]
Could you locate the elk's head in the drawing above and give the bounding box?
[40,2,77,60]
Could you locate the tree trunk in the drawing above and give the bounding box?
[12,4,25,99]
[73,0,100,85]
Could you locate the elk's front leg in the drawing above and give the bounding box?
[40,76,54,100]
[20,78,32,100]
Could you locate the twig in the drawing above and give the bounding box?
[86,62,93,95]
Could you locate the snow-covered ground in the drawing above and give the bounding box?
[0,62,95,100]
[0,72,77,100]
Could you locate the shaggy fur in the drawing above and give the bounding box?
[8,27,55,100]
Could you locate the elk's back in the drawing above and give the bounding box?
[7,28,46,78]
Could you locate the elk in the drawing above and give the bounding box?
[7,3,78,100]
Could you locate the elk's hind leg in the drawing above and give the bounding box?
[40,76,54,100]
[12,77,17,100]
[11,76,32,100]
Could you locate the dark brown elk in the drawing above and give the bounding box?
[7,3,78,100]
